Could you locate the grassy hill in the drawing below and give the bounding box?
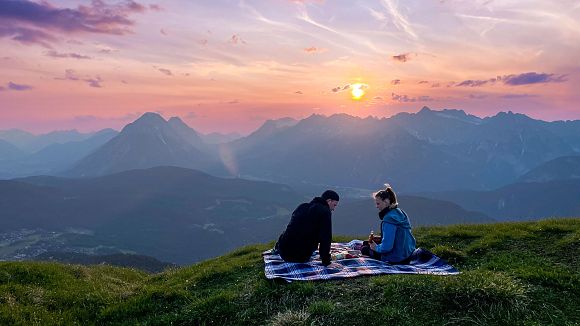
[1,218,578,325]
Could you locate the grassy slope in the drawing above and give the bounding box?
[1,218,579,325]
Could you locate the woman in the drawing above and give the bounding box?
[362,184,417,264]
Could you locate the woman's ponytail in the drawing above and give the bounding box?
[373,183,398,208]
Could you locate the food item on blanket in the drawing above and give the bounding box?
[348,250,362,257]
[332,250,362,260]
[332,253,346,260]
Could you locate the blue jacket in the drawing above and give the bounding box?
[374,208,416,263]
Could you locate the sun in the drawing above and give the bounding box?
[351,83,366,100]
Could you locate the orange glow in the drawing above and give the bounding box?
[351,83,366,100]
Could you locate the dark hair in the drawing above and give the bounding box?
[321,190,340,201]
[373,184,397,205]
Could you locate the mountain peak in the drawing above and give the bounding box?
[435,109,483,124]
[487,111,535,123]
[168,116,195,132]
[168,116,186,125]
[135,112,166,124]
[122,112,167,133]
[263,117,298,129]
[167,116,205,147]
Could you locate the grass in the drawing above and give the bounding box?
[0,218,579,325]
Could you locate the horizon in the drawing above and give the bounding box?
[2,106,578,136]
[1,0,579,134]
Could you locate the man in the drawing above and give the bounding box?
[275,190,340,266]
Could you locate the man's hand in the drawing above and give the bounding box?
[369,241,377,251]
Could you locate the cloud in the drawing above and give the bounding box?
[8,82,33,91]
[158,68,173,76]
[501,72,567,86]
[331,84,351,93]
[96,44,119,54]
[431,83,441,88]
[500,93,539,99]
[160,28,167,36]
[303,46,327,54]
[391,92,434,102]
[56,69,80,81]
[86,77,102,88]
[373,96,383,100]
[468,94,487,100]
[418,80,429,84]
[391,79,401,85]
[392,53,414,63]
[295,90,303,94]
[72,112,142,123]
[0,26,56,48]
[455,72,567,89]
[227,100,239,104]
[381,0,418,40]
[149,4,163,11]
[54,69,103,88]
[0,81,33,91]
[198,39,208,46]
[456,78,497,87]
[0,0,154,46]
[44,50,91,59]
[229,34,246,45]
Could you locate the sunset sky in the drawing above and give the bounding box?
[1,0,579,134]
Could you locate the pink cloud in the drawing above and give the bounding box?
[392,53,415,63]
[303,47,327,54]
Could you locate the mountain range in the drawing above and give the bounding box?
[518,155,580,182]
[0,129,118,179]
[2,108,579,194]
[415,178,580,220]
[224,108,580,192]
[0,129,97,153]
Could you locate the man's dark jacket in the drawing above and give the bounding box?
[276,197,332,266]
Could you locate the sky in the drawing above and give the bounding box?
[0,0,579,134]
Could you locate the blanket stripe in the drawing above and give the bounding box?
[263,241,459,281]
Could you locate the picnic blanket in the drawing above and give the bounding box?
[263,240,459,281]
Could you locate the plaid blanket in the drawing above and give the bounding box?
[263,240,459,281]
